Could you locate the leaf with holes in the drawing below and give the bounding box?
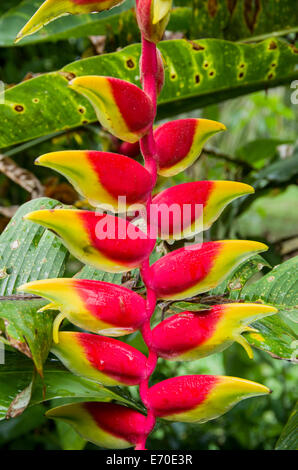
[0,197,68,295]
[1,38,297,148]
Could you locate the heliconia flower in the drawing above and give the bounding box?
[136,0,173,43]
[35,150,153,211]
[23,209,156,273]
[46,402,147,449]
[149,240,268,300]
[150,181,254,239]
[154,119,226,177]
[18,278,147,341]
[51,332,147,386]
[148,375,271,423]
[16,0,124,42]
[151,303,277,361]
[69,76,155,143]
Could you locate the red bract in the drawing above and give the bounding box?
[24,209,156,272]
[47,402,147,449]
[52,332,147,386]
[154,118,226,176]
[69,76,155,142]
[18,278,147,338]
[148,375,270,422]
[149,240,268,300]
[150,181,254,239]
[36,150,153,211]
[151,303,277,360]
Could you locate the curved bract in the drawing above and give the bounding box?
[18,278,147,337]
[151,181,254,239]
[69,76,155,143]
[51,332,147,386]
[46,402,147,449]
[36,151,153,211]
[154,119,226,177]
[152,303,278,360]
[149,240,268,300]
[24,209,156,273]
[16,0,124,42]
[148,375,270,423]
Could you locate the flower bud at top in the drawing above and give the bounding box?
[136,0,173,43]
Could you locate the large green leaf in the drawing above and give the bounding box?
[0,299,54,376]
[275,402,298,450]
[1,0,298,47]
[241,256,298,323]
[0,351,136,421]
[0,197,68,295]
[1,37,297,149]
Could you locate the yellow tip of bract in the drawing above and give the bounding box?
[152,0,172,24]
[221,376,271,396]
[16,0,124,42]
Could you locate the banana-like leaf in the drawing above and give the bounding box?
[1,38,297,149]
[0,198,68,295]
[1,0,298,47]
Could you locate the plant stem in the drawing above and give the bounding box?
[138,35,161,450]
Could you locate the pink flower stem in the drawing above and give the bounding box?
[137,34,163,450]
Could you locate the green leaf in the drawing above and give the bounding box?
[254,150,298,188]
[0,299,54,376]
[0,351,136,421]
[236,138,293,170]
[241,256,298,323]
[275,402,298,450]
[243,315,297,363]
[209,255,271,298]
[74,265,122,284]
[1,37,297,149]
[2,1,298,47]
[56,421,86,450]
[0,197,68,295]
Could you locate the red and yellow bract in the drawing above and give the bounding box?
[52,332,147,386]
[47,402,147,449]
[148,375,270,423]
[152,303,277,360]
[36,150,153,211]
[149,240,268,300]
